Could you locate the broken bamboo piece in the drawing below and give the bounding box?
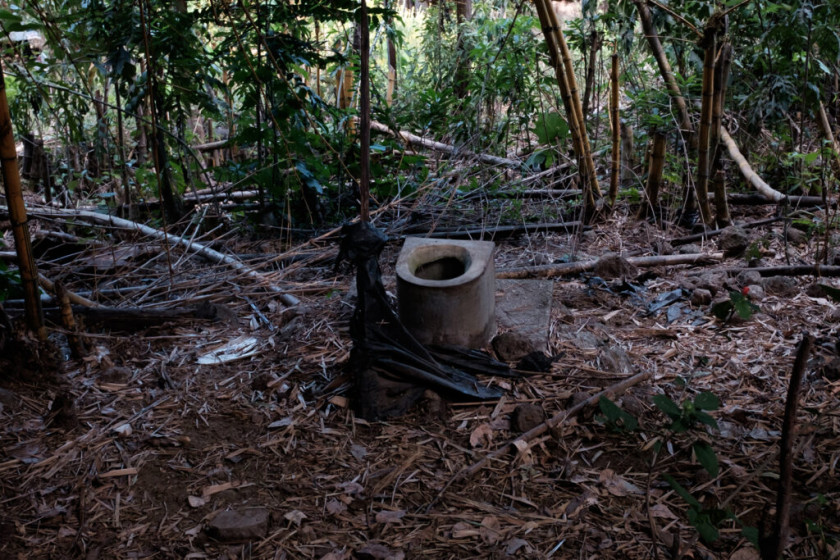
[720,127,785,202]
[0,59,44,337]
[28,208,300,307]
[369,121,521,168]
[498,252,723,279]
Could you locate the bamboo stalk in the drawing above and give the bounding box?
[720,127,785,201]
[638,131,666,221]
[532,0,584,166]
[634,0,694,147]
[711,168,730,226]
[695,25,716,225]
[0,59,44,337]
[816,100,840,175]
[609,52,620,204]
[545,3,602,200]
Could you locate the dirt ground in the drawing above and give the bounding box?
[1,196,839,559]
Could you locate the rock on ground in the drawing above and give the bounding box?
[208,508,270,541]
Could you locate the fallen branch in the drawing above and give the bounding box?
[497,252,723,279]
[407,221,583,241]
[726,264,840,277]
[721,127,785,201]
[26,207,300,307]
[430,370,652,509]
[671,216,785,246]
[728,193,827,206]
[370,121,522,169]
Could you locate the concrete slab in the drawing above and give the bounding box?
[495,279,554,353]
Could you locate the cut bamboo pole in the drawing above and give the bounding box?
[695,25,717,225]
[608,52,620,204]
[720,127,785,202]
[369,121,521,168]
[0,59,44,337]
[498,251,723,280]
[638,131,667,221]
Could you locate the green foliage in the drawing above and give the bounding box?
[0,259,23,302]
[710,290,760,322]
[596,396,639,432]
[652,390,719,434]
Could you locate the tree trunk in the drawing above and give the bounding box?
[582,30,602,116]
[454,0,472,99]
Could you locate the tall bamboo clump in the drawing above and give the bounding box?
[0,60,44,338]
[532,0,601,219]
[695,24,717,225]
[608,52,620,205]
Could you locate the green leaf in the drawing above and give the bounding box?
[532,111,569,145]
[694,392,720,411]
[710,299,733,320]
[653,395,681,420]
[598,397,639,431]
[693,441,719,477]
[730,291,758,319]
[695,411,719,430]
[663,474,701,508]
[741,526,760,546]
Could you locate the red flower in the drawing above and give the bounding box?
[742,286,750,296]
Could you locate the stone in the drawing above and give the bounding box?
[718,226,750,257]
[690,288,713,306]
[694,272,725,295]
[511,404,545,433]
[516,351,554,373]
[592,253,639,279]
[746,284,765,301]
[762,276,798,297]
[785,227,808,245]
[492,331,538,362]
[736,270,762,287]
[208,508,270,541]
[495,279,553,356]
[805,283,824,298]
[677,243,702,255]
[598,346,633,374]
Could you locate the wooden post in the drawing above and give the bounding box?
[0,59,44,337]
